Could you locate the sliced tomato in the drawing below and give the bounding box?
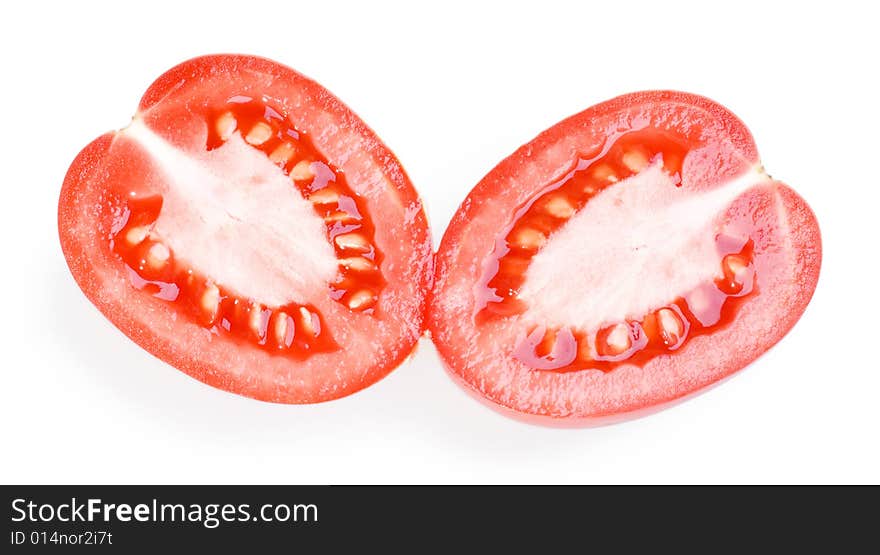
[59,54,433,403]
[429,91,821,425]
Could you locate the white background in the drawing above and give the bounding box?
[2,1,877,484]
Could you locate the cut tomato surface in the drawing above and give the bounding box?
[429,91,821,425]
[59,55,433,403]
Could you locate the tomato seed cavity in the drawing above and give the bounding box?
[109,95,388,358]
[475,128,689,319]
[473,128,760,373]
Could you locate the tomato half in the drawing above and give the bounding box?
[59,54,433,403]
[429,91,821,425]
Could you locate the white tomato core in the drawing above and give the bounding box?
[519,162,767,331]
[124,119,337,307]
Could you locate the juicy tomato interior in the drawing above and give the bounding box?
[59,55,432,403]
[109,95,386,359]
[429,91,821,425]
[476,128,758,373]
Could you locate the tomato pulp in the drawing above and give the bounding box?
[59,55,433,403]
[429,91,821,425]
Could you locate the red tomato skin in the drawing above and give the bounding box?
[59,55,433,404]
[428,91,821,426]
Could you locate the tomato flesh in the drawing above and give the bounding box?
[429,91,821,425]
[59,55,432,403]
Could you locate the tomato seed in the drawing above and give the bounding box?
[339,256,377,272]
[124,226,149,246]
[142,242,171,275]
[347,289,377,311]
[334,232,369,252]
[308,187,340,205]
[543,195,576,219]
[656,307,685,348]
[324,211,359,224]
[600,323,632,355]
[272,311,290,348]
[621,148,650,173]
[245,122,273,146]
[269,142,297,165]
[511,227,547,250]
[215,112,237,142]
[591,163,618,184]
[200,283,221,325]
[297,306,317,337]
[290,160,315,181]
